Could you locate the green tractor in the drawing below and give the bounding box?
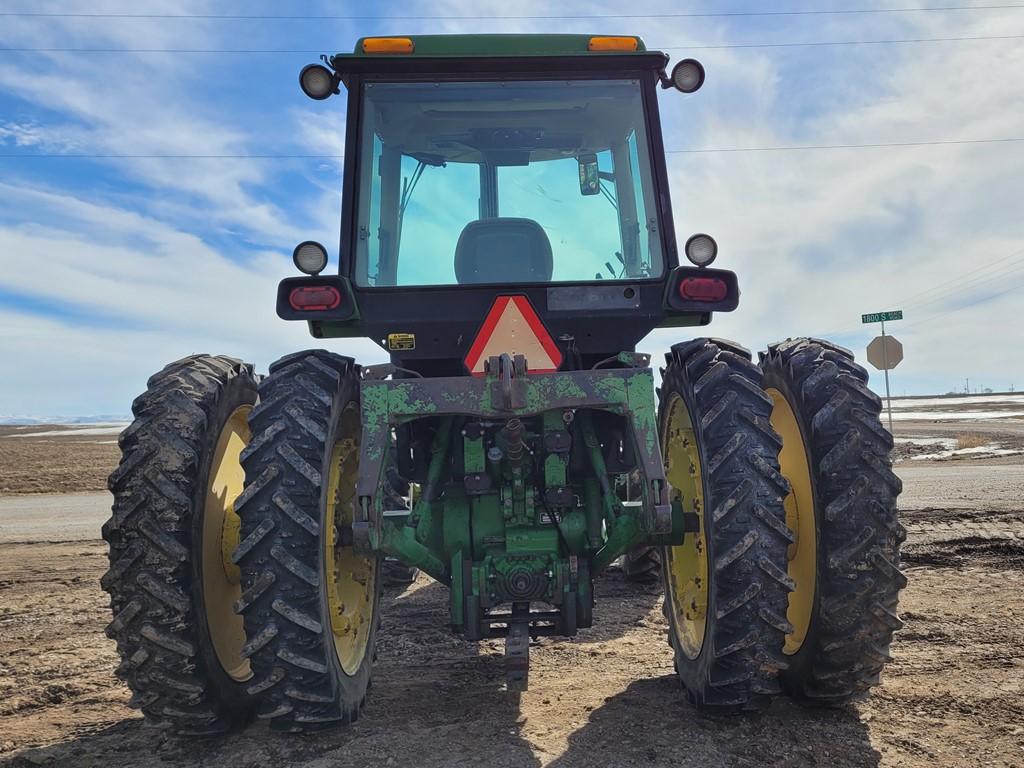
[102,34,905,734]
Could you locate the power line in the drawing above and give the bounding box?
[902,259,1024,314]
[3,34,1024,53]
[815,246,1024,337]
[901,271,1024,328]
[678,33,1024,49]
[1,136,1023,159]
[665,137,1024,153]
[898,247,1024,305]
[2,5,1023,20]
[0,154,337,159]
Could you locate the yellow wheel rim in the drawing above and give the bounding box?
[766,388,817,656]
[202,405,252,682]
[324,404,378,676]
[663,394,709,660]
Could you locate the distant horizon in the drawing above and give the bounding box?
[3,390,1021,426]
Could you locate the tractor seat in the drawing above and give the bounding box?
[454,218,553,284]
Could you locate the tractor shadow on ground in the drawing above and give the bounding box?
[547,676,881,768]
[585,567,664,643]
[0,571,664,768]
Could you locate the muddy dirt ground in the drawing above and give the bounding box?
[0,427,119,495]
[1,425,1023,767]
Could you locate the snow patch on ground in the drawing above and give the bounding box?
[910,445,1024,461]
[890,410,1024,421]
[894,437,956,448]
[889,395,1024,409]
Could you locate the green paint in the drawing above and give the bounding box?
[470,493,504,555]
[593,514,644,572]
[554,509,588,554]
[443,492,471,557]
[464,433,485,474]
[625,370,658,456]
[379,520,449,584]
[389,385,440,415]
[357,365,669,639]
[449,551,465,629]
[505,526,558,553]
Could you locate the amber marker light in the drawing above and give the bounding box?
[362,37,415,54]
[587,36,639,52]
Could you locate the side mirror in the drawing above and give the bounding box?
[577,153,601,196]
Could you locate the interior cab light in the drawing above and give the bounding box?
[362,37,415,54]
[289,286,342,311]
[588,36,639,52]
[679,277,728,302]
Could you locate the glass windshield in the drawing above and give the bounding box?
[354,79,664,287]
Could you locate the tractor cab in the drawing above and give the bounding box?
[278,35,737,373]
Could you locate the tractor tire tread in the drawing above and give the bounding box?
[235,351,375,731]
[102,354,256,734]
[621,546,662,583]
[663,339,793,711]
[761,337,904,706]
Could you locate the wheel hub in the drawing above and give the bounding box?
[202,405,253,683]
[663,395,709,659]
[766,388,817,656]
[324,407,378,676]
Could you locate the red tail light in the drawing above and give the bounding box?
[679,277,728,302]
[289,286,341,311]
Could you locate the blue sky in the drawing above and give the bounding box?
[1,1,1023,417]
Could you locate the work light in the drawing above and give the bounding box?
[293,241,329,275]
[671,59,706,93]
[299,64,336,100]
[684,233,718,267]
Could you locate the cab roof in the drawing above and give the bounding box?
[338,34,651,59]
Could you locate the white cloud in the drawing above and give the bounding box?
[644,10,1024,394]
[0,2,306,244]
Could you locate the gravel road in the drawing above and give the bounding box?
[3,461,1021,541]
[0,493,110,543]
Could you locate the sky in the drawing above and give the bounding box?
[1,1,1023,418]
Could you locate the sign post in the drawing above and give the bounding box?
[862,310,904,433]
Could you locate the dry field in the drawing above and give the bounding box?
[1,406,1022,767]
[0,426,120,495]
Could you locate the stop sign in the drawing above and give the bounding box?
[866,335,903,371]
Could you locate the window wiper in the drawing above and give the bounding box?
[599,181,617,210]
[399,154,446,223]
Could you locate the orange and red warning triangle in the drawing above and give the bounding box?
[464,296,563,376]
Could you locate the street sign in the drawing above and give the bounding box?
[861,309,903,433]
[867,335,903,371]
[861,310,903,324]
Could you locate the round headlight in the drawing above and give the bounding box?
[684,233,718,267]
[671,58,706,94]
[293,241,328,275]
[299,64,335,101]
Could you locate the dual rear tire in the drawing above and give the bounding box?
[104,351,380,734]
[233,351,380,730]
[103,355,258,734]
[761,338,906,705]
[658,338,905,710]
[104,337,905,731]
[658,339,793,709]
